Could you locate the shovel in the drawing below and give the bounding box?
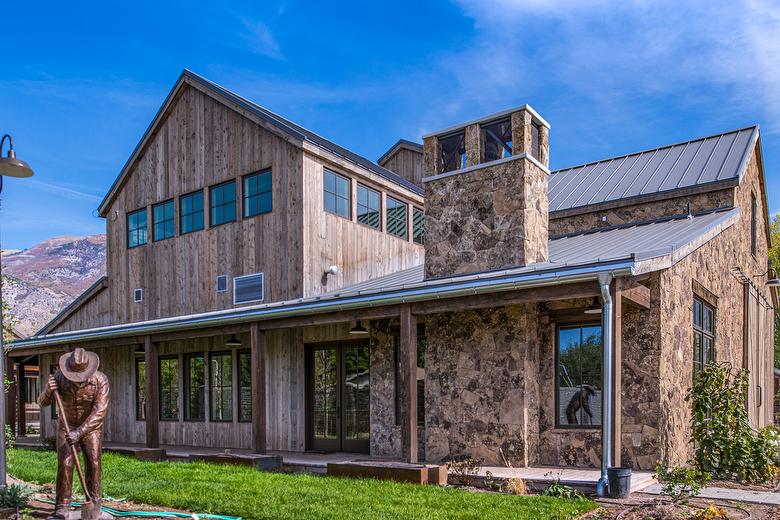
[53,385,103,520]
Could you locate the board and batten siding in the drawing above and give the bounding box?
[380,147,424,187]
[104,85,305,325]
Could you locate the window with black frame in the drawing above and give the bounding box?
[210,352,233,422]
[135,358,145,421]
[412,207,424,245]
[439,132,466,172]
[243,170,272,217]
[693,296,716,376]
[180,191,204,234]
[556,324,602,428]
[153,200,175,241]
[210,180,236,226]
[159,357,179,421]
[386,197,408,239]
[357,184,381,229]
[184,353,205,421]
[127,208,147,248]
[238,350,251,422]
[323,169,351,219]
[481,118,512,162]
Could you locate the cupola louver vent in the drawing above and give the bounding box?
[233,273,264,305]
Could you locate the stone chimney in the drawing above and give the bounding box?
[422,106,550,279]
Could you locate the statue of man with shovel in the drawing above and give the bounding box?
[37,348,110,520]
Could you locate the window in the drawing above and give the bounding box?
[356,184,381,229]
[693,296,716,376]
[210,180,236,227]
[323,169,351,219]
[127,208,147,248]
[244,170,273,217]
[751,193,757,256]
[184,354,205,421]
[556,324,602,428]
[394,330,427,427]
[238,351,252,422]
[152,200,175,241]
[439,132,466,172]
[386,197,408,239]
[413,207,424,245]
[180,191,204,235]
[482,118,512,162]
[159,357,179,421]
[210,352,233,422]
[135,358,145,421]
[531,122,541,160]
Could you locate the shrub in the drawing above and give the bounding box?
[445,455,482,486]
[0,484,31,508]
[4,425,13,450]
[687,362,780,483]
[654,462,710,502]
[542,480,585,500]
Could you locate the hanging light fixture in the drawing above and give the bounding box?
[583,296,602,314]
[225,335,242,347]
[349,321,369,336]
[0,135,34,180]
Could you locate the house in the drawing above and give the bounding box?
[7,70,776,475]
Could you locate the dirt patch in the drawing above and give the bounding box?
[581,494,780,520]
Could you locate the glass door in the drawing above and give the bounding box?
[310,346,340,452]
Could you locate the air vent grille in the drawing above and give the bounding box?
[216,275,228,293]
[233,273,264,305]
[133,288,143,303]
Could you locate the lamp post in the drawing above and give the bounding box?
[0,134,35,488]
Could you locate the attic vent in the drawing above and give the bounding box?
[133,288,143,303]
[233,273,264,305]
[216,275,228,293]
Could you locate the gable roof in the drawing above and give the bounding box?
[549,125,759,216]
[377,139,423,165]
[98,70,423,215]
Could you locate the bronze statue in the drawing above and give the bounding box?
[37,348,110,520]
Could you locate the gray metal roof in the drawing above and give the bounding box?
[549,126,758,213]
[325,208,739,297]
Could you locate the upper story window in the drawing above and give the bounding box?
[244,170,273,218]
[751,193,757,256]
[556,324,602,428]
[180,191,204,235]
[210,180,236,227]
[323,169,351,219]
[413,207,424,245]
[386,196,408,240]
[693,296,716,376]
[127,208,148,249]
[357,184,381,229]
[439,132,466,173]
[153,200,175,241]
[482,118,512,162]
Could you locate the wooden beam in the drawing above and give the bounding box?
[258,306,402,331]
[144,336,160,449]
[411,282,599,315]
[151,324,249,343]
[399,305,418,463]
[620,280,651,310]
[5,359,16,436]
[250,323,267,454]
[612,281,623,466]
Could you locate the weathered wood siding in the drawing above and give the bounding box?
[380,147,423,187]
[49,288,111,334]
[104,85,305,324]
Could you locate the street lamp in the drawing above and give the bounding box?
[0,134,35,488]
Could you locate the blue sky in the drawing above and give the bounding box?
[1,0,778,250]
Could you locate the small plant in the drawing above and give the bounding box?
[0,484,32,509]
[692,504,729,520]
[654,462,710,503]
[4,425,13,450]
[542,479,584,500]
[445,455,481,486]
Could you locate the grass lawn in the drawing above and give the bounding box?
[9,448,595,520]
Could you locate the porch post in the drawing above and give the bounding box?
[4,358,15,436]
[144,337,160,449]
[250,323,267,454]
[612,281,623,466]
[17,361,25,436]
[399,305,418,463]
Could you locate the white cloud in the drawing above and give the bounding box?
[240,19,283,60]
[23,179,102,202]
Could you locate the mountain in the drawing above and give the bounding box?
[2,235,106,337]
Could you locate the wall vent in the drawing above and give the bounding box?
[233,273,264,305]
[133,288,143,303]
[216,275,228,293]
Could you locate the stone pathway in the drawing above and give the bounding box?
[640,483,780,506]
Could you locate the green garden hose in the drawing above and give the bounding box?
[39,498,242,520]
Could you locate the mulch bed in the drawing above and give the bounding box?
[582,493,780,520]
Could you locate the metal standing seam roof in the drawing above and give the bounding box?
[323,208,740,297]
[548,126,758,213]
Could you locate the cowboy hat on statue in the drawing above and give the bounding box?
[37,348,110,520]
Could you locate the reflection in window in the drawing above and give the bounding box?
[210,181,236,227]
[180,191,204,234]
[159,357,179,421]
[386,197,408,239]
[413,207,424,245]
[127,209,148,248]
[238,351,251,422]
[343,345,370,441]
[153,200,175,241]
[210,352,233,421]
[693,297,716,376]
[482,118,512,162]
[184,354,205,421]
[135,358,145,421]
[244,170,273,217]
[323,169,351,219]
[312,348,338,440]
[357,184,381,229]
[557,325,602,427]
[439,132,466,173]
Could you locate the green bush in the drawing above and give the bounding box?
[0,483,31,508]
[654,462,710,502]
[4,425,13,450]
[687,362,780,483]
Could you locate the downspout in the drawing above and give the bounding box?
[596,272,613,497]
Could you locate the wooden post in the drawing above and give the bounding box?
[17,361,26,436]
[144,337,160,449]
[612,281,623,466]
[399,305,418,463]
[4,358,15,436]
[250,324,267,454]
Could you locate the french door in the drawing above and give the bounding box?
[306,342,370,453]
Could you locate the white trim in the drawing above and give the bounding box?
[422,152,550,183]
[422,104,550,139]
[233,272,265,305]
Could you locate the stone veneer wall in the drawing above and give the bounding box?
[657,147,774,464]
[369,319,402,458]
[424,305,539,466]
[424,157,548,278]
[549,189,735,236]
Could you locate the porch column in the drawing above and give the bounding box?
[611,281,623,466]
[399,305,418,463]
[4,358,15,436]
[250,323,267,454]
[17,361,26,436]
[144,337,160,449]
